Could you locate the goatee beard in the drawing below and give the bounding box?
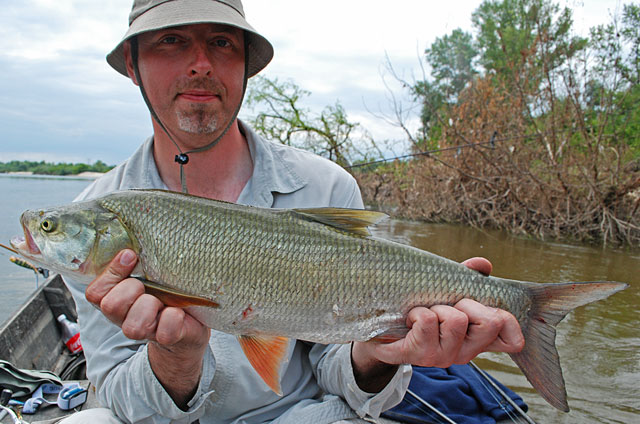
[174,77,222,134]
[176,106,219,134]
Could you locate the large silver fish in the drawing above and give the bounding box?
[8,189,627,411]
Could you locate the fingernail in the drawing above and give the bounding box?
[119,250,136,266]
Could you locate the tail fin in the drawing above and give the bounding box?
[510,281,627,412]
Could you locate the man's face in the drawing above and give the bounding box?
[125,23,245,143]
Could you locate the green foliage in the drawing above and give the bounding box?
[590,4,639,86]
[415,29,478,142]
[412,80,445,146]
[246,75,369,166]
[472,0,586,85]
[426,29,478,100]
[372,0,640,245]
[0,160,114,175]
[409,0,638,156]
[584,3,640,153]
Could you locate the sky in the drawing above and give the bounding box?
[0,0,626,165]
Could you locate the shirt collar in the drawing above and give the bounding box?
[141,121,306,207]
[237,120,307,207]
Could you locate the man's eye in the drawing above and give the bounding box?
[160,36,179,44]
[214,39,231,48]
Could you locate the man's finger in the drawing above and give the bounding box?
[485,311,525,353]
[155,307,188,346]
[121,293,164,340]
[461,257,492,276]
[430,305,468,366]
[99,278,146,326]
[452,299,502,362]
[85,249,138,305]
[454,299,524,361]
[401,307,441,364]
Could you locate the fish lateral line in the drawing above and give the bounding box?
[136,278,220,308]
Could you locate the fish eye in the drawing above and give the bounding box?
[41,217,57,233]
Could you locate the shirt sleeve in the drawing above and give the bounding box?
[63,276,216,424]
[308,343,411,419]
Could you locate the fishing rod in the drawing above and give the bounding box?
[469,361,537,424]
[396,361,537,424]
[344,131,547,170]
[345,131,499,170]
[0,242,19,255]
[406,388,458,424]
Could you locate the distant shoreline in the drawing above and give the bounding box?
[0,160,114,177]
[0,172,104,180]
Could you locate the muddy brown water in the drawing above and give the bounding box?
[371,219,639,423]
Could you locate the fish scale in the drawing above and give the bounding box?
[9,188,628,409]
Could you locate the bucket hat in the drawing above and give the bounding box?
[107,0,273,78]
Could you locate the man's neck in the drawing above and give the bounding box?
[152,120,253,202]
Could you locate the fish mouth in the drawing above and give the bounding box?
[11,222,41,256]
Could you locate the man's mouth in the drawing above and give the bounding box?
[178,90,221,102]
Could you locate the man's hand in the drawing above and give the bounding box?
[85,249,210,409]
[351,257,525,393]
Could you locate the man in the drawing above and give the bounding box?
[58,1,524,423]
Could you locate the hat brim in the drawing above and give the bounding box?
[106,0,273,78]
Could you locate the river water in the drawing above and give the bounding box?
[0,174,92,322]
[1,175,638,423]
[370,220,639,423]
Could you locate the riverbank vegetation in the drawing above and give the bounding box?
[0,160,114,176]
[249,0,639,247]
[356,0,640,246]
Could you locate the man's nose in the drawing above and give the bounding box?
[189,42,213,76]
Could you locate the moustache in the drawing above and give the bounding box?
[174,77,224,97]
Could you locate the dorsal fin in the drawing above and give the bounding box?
[293,208,387,237]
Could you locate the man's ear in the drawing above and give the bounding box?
[122,41,140,86]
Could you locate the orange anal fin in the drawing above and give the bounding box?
[138,278,219,308]
[238,335,289,396]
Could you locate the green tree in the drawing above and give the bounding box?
[91,160,111,173]
[246,76,366,167]
[588,3,640,152]
[415,29,478,143]
[472,0,586,88]
[0,160,115,175]
[427,29,478,101]
[374,0,640,245]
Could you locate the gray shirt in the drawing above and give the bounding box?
[64,122,411,424]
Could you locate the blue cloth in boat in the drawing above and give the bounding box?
[382,364,528,424]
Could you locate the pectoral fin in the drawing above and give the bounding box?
[369,325,409,343]
[137,278,219,308]
[237,335,290,396]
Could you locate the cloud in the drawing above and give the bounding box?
[0,0,150,165]
[3,0,129,58]
[0,0,626,166]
